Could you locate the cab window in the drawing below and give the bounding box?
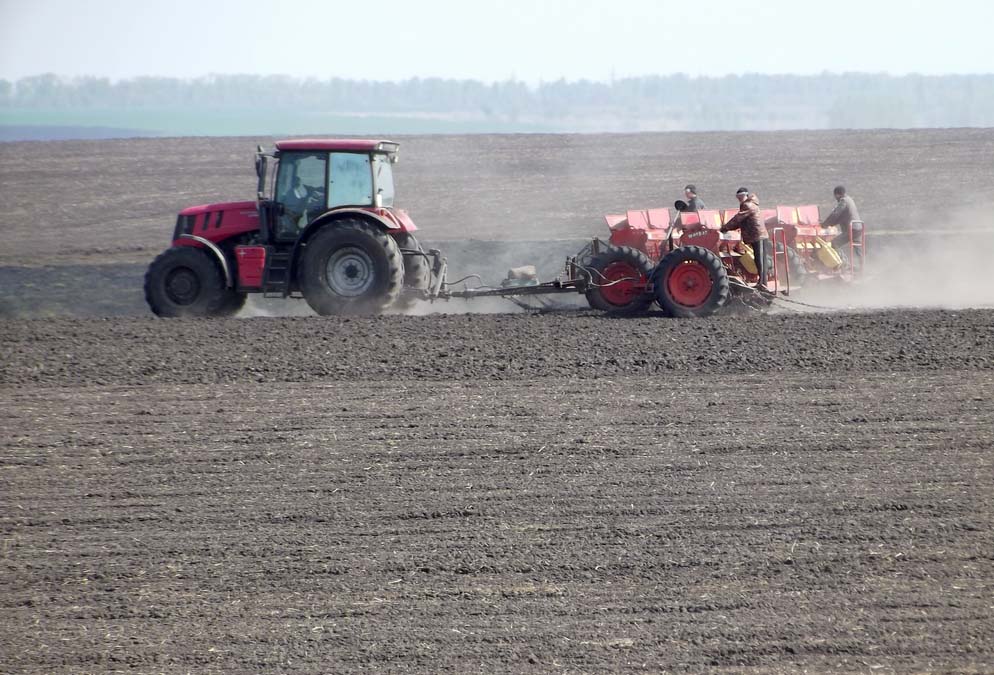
[372,153,395,207]
[328,153,372,207]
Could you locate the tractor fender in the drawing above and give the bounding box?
[178,234,233,289]
[289,209,400,283]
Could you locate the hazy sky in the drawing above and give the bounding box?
[2,0,993,83]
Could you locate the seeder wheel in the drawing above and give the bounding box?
[652,245,730,318]
[583,245,654,316]
[778,243,808,286]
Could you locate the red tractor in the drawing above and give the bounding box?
[145,139,436,317]
[576,204,865,317]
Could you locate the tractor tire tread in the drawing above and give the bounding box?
[394,232,432,311]
[395,232,432,290]
[213,290,247,317]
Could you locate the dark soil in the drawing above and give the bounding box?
[2,310,994,387]
[2,311,993,672]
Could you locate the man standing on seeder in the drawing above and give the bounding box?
[721,187,771,292]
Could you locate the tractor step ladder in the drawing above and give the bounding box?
[263,248,292,297]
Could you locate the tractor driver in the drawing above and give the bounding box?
[721,187,771,291]
[285,175,326,229]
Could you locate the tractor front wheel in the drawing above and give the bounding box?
[213,290,247,317]
[299,219,404,315]
[144,246,228,317]
[652,245,730,318]
[583,245,654,316]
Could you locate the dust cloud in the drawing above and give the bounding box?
[796,229,994,311]
[402,238,588,314]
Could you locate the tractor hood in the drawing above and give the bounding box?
[173,201,260,243]
[178,200,258,220]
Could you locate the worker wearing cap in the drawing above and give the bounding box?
[822,185,862,261]
[683,185,706,211]
[721,187,771,290]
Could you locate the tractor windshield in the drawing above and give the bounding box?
[372,153,395,208]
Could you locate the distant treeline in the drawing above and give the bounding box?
[3,73,994,131]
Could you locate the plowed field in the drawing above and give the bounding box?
[1,131,993,672]
[2,311,993,673]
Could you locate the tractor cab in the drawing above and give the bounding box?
[255,139,401,244]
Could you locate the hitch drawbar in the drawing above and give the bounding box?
[418,248,589,302]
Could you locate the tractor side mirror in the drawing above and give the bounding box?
[254,155,268,200]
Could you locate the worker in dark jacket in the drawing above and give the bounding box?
[721,187,771,289]
[822,185,862,261]
[683,184,706,211]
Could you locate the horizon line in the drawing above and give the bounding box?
[5,71,994,87]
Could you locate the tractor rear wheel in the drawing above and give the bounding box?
[144,246,228,317]
[583,245,654,315]
[299,219,404,315]
[653,245,730,318]
[394,232,432,309]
